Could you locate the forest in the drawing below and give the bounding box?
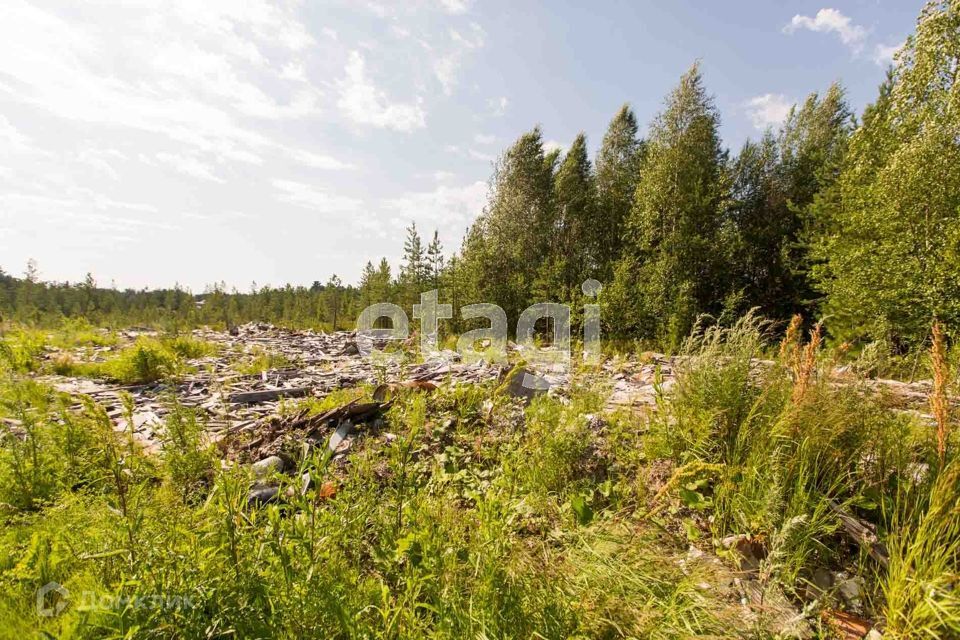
[2,1,960,639]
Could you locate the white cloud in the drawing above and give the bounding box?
[281,62,307,82]
[434,56,461,96]
[288,149,356,170]
[0,115,30,148]
[543,140,566,153]
[873,40,905,67]
[0,189,173,237]
[0,0,323,173]
[784,8,868,53]
[468,149,495,162]
[76,148,127,181]
[272,179,364,213]
[337,51,426,131]
[446,145,495,163]
[487,96,509,117]
[151,152,225,183]
[744,94,794,130]
[438,0,471,14]
[381,181,487,237]
[174,3,314,52]
[0,1,518,287]
[433,24,485,96]
[361,2,391,18]
[450,24,485,50]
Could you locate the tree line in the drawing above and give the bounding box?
[0,263,361,331]
[2,1,958,351]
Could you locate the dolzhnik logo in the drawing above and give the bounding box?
[37,581,69,617]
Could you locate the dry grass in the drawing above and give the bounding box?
[930,320,951,466]
[778,314,803,364]
[790,322,822,405]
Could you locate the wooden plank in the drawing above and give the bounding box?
[227,387,311,404]
[828,500,889,567]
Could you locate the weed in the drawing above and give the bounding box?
[883,460,960,638]
[930,320,952,465]
[235,346,293,375]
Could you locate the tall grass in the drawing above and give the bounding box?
[883,460,960,638]
[644,312,944,628]
[0,375,755,638]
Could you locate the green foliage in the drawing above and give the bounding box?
[642,312,953,630]
[0,352,762,638]
[0,267,369,332]
[459,127,555,323]
[535,133,597,303]
[1,309,958,636]
[0,328,47,373]
[159,399,216,503]
[811,0,960,347]
[594,104,644,280]
[0,379,66,510]
[607,63,729,345]
[163,334,216,360]
[100,339,182,384]
[51,335,217,384]
[234,346,293,375]
[727,84,852,321]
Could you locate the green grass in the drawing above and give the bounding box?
[0,375,746,638]
[641,314,957,635]
[48,335,217,385]
[234,347,294,375]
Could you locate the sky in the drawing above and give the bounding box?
[0,0,925,291]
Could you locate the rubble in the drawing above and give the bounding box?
[35,323,513,459]
[33,321,955,469]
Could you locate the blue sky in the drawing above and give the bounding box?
[0,0,923,290]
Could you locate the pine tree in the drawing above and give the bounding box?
[595,104,643,279]
[606,63,728,343]
[24,259,38,283]
[426,231,444,290]
[401,222,426,306]
[445,253,461,330]
[359,261,377,308]
[375,258,392,302]
[82,272,97,314]
[326,274,342,330]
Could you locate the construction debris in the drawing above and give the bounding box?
[33,322,953,466]
[228,387,312,404]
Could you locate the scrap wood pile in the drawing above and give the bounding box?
[37,322,513,469]
[36,322,953,459]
